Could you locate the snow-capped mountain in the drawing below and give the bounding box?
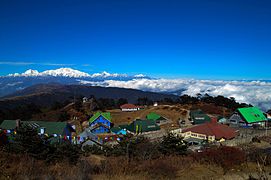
[90,71,127,78]
[6,68,143,79]
[8,68,90,78]
[41,68,91,77]
[0,68,149,97]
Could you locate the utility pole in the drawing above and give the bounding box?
[266,119,268,136]
[74,90,76,104]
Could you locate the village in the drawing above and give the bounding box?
[1,96,271,152]
[1,95,271,179]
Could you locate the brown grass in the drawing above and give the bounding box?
[1,151,270,180]
[191,103,232,117]
[108,105,189,127]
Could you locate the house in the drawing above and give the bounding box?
[228,107,267,127]
[120,119,160,134]
[82,97,89,103]
[266,110,271,118]
[146,112,167,124]
[78,127,102,147]
[0,120,75,137]
[217,117,228,124]
[89,112,112,134]
[153,102,158,107]
[137,106,145,110]
[120,104,139,112]
[189,109,211,125]
[111,126,127,135]
[78,127,99,142]
[181,119,237,143]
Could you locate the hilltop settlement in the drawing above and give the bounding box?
[1,94,271,179]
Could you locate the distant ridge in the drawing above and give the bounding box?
[0,83,178,109]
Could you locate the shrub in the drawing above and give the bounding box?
[193,146,246,173]
[158,133,188,155]
[45,142,81,164]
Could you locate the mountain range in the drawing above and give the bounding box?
[1,67,271,111]
[0,68,150,97]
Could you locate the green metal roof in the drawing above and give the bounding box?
[146,112,161,121]
[0,120,16,130]
[89,112,112,124]
[0,120,69,135]
[193,115,211,124]
[238,107,267,123]
[123,119,160,133]
[190,109,211,124]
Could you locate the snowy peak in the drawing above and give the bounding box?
[41,68,90,77]
[6,68,148,79]
[23,69,39,76]
[8,69,39,77]
[90,71,127,78]
[8,68,90,78]
[134,74,146,78]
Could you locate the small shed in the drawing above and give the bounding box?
[146,112,167,124]
[111,127,127,135]
[190,109,211,125]
[83,97,89,103]
[121,119,160,134]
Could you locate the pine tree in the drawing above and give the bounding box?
[159,133,187,155]
[6,125,50,160]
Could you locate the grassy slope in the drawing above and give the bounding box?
[109,105,190,128]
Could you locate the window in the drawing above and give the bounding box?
[40,127,45,134]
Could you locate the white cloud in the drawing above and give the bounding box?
[92,78,271,111]
[6,82,23,87]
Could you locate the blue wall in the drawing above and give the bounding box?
[90,115,111,134]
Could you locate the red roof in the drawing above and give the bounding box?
[182,119,236,140]
[120,104,138,109]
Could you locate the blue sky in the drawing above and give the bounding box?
[0,0,271,79]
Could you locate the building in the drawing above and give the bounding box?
[189,109,211,125]
[146,112,167,124]
[0,120,75,137]
[78,127,102,147]
[89,112,112,134]
[82,97,89,103]
[228,107,267,127]
[110,126,127,135]
[181,119,237,143]
[120,119,160,134]
[120,104,139,112]
[217,116,228,124]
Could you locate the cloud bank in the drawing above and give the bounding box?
[80,78,271,111]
